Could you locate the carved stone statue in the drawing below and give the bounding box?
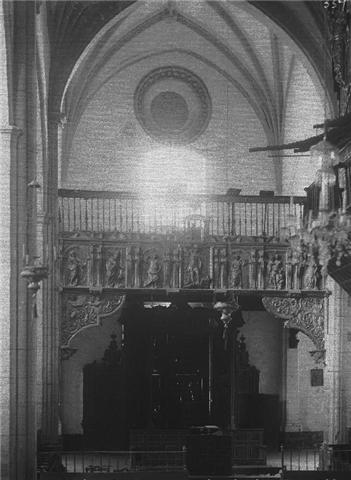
[172,246,182,288]
[105,251,123,287]
[219,248,228,289]
[257,250,265,289]
[145,254,162,288]
[303,252,321,290]
[67,250,81,286]
[163,249,172,287]
[291,249,300,290]
[134,247,143,287]
[185,246,202,287]
[230,254,243,289]
[285,249,293,290]
[248,249,257,289]
[298,246,308,289]
[268,253,285,290]
[213,248,219,288]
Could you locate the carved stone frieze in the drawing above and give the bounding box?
[262,296,325,350]
[61,293,125,346]
[59,236,327,292]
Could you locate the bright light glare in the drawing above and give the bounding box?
[135,146,207,232]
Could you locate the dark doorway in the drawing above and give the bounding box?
[149,304,211,429]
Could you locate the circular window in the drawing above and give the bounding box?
[134,66,211,144]
[150,91,189,131]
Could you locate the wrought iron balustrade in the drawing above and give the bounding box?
[58,189,306,239]
[39,450,186,473]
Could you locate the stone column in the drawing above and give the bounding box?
[0,124,22,479]
[325,278,347,444]
[0,2,43,478]
[39,111,61,447]
[280,327,288,434]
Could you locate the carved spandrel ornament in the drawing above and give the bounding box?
[61,293,125,346]
[262,296,325,351]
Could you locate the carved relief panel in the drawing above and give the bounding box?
[62,245,89,286]
[104,247,126,288]
[59,237,326,292]
[183,244,211,288]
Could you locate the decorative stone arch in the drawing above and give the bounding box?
[262,295,326,352]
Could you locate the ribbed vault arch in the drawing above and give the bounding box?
[59,0,332,194]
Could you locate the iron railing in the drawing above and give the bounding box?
[279,445,321,471]
[40,444,351,474]
[45,450,186,473]
[58,189,306,238]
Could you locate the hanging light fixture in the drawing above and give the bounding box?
[310,138,340,226]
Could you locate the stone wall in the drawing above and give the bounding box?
[240,311,282,395]
[286,333,328,434]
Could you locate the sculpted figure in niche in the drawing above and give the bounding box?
[268,253,285,290]
[67,250,81,286]
[172,246,182,288]
[163,249,172,288]
[303,250,321,290]
[186,246,202,287]
[219,248,228,289]
[298,246,308,289]
[285,249,293,290]
[248,249,257,289]
[145,254,162,288]
[291,249,300,290]
[257,250,265,289]
[106,251,124,287]
[134,247,143,287]
[230,254,243,289]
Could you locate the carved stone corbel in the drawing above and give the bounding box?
[309,349,326,366]
[60,347,78,361]
[262,296,325,350]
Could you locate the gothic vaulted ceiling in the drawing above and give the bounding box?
[48,1,333,194]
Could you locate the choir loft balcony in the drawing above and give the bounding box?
[57,189,325,294]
